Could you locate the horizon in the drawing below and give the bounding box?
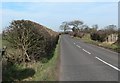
[1,2,118,32]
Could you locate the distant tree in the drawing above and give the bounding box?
[91,24,98,32]
[60,20,84,37]
[70,20,84,36]
[72,27,77,32]
[92,24,98,29]
[81,25,90,33]
[104,25,117,34]
[68,20,84,29]
[72,27,78,37]
[59,21,69,32]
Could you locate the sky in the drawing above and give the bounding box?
[1,0,119,2]
[1,1,119,32]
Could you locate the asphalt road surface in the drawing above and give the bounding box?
[59,35,119,81]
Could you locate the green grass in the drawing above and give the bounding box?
[31,41,60,81]
[2,39,60,81]
[75,34,119,52]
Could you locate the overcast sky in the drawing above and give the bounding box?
[1,1,118,32]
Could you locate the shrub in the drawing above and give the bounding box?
[3,20,59,63]
[90,30,107,42]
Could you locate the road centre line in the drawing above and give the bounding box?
[76,45,81,48]
[82,49,91,54]
[95,57,120,71]
[74,43,91,54]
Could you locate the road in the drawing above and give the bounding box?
[59,35,119,81]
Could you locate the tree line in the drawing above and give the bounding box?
[60,20,118,42]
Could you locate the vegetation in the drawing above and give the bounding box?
[90,30,107,42]
[81,34,119,52]
[60,20,85,37]
[2,20,59,82]
[3,20,59,63]
[2,18,119,82]
[2,39,60,81]
[32,41,60,81]
[90,25,117,42]
[60,19,119,52]
[59,21,70,32]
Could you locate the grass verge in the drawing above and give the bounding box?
[2,38,60,81]
[31,40,60,81]
[74,34,119,52]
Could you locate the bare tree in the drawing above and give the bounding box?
[59,21,69,32]
[68,20,84,29]
[104,25,117,34]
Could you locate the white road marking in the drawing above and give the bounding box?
[95,57,120,71]
[82,49,91,54]
[74,43,76,45]
[76,45,81,48]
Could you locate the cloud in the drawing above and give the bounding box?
[1,7,62,31]
[1,2,118,32]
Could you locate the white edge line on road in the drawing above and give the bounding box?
[95,57,120,71]
[82,49,91,54]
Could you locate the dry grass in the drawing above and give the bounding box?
[31,40,60,81]
[77,34,119,52]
